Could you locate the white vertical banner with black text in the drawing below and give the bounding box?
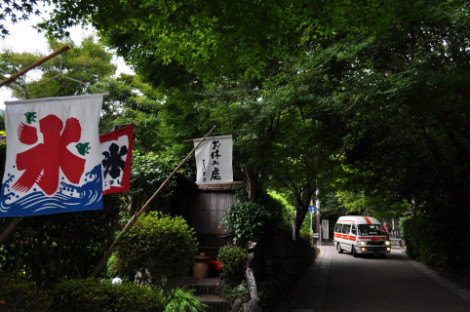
[193,135,233,185]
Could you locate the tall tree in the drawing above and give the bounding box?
[0,0,396,81]
[8,0,470,235]
[0,0,41,38]
[0,37,116,99]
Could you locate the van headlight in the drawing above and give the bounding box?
[385,241,391,246]
[358,241,367,246]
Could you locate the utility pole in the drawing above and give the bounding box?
[315,188,321,246]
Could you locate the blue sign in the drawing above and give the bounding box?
[308,206,316,213]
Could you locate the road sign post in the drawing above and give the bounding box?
[309,199,314,235]
[316,189,321,246]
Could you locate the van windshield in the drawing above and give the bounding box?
[358,224,387,236]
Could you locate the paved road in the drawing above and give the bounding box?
[276,245,470,312]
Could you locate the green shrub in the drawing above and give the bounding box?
[112,212,198,291]
[217,245,249,301]
[401,211,470,273]
[258,279,283,311]
[220,183,285,244]
[48,278,165,312]
[0,277,51,312]
[219,279,250,301]
[164,288,208,312]
[107,252,134,281]
[0,193,123,287]
[217,245,248,284]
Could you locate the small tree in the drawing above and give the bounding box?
[220,183,285,246]
[217,245,248,284]
[217,245,249,301]
[109,212,198,293]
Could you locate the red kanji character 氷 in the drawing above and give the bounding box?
[13,114,86,196]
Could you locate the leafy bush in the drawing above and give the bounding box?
[218,245,248,284]
[398,215,412,243]
[111,212,198,291]
[0,193,123,287]
[48,278,165,312]
[217,245,249,301]
[257,279,283,311]
[219,279,250,302]
[0,277,51,312]
[164,288,208,312]
[107,252,134,281]
[401,211,470,273]
[220,183,285,243]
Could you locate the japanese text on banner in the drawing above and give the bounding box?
[193,135,233,185]
[0,94,104,217]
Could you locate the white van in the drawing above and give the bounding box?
[334,216,391,258]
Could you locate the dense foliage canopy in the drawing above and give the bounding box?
[2,0,470,275]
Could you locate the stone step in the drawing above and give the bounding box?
[170,277,222,295]
[170,276,199,287]
[169,277,230,311]
[199,294,231,312]
[194,284,219,295]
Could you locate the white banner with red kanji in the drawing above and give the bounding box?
[193,135,233,184]
[100,124,134,195]
[0,94,105,217]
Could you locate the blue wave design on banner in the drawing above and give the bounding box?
[0,165,103,217]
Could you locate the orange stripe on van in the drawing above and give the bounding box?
[334,233,357,241]
[364,217,372,224]
[340,220,356,223]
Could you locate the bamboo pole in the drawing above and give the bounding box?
[0,217,24,244]
[89,125,217,278]
[88,214,137,278]
[0,45,70,88]
[0,46,71,245]
[135,125,217,217]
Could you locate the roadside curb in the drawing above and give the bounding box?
[409,259,470,305]
[275,249,329,312]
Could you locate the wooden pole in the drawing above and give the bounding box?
[136,125,217,217]
[89,125,217,278]
[0,217,24,244]
[88,214,137,278]
[0,45,70,88]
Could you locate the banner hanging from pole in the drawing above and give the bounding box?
[100,124,134,195]
[0,94,105,217]
[193,135,233,185]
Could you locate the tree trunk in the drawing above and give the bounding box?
[292,183,317,240]
[239,152,262,201]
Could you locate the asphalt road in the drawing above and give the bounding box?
[276,245,470,312]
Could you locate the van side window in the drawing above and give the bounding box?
[335,223,342,233]
[351,226,357,235]
[342,224,351,234]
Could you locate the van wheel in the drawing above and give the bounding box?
[337,243,343,253]
[352,246,357,257]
